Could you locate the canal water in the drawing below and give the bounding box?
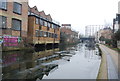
[1,43,101,80]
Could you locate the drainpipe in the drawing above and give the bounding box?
[38,16,40,45]
[113,19,115,33]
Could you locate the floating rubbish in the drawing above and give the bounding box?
[54,51,70,54]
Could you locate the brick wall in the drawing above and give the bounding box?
[0,1,28,37]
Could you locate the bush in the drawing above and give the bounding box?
[115,29,120,41]
[105,39,112,45]
[96,44,102,57]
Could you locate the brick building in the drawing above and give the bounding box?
[98,27,113,43]
[0,0,28,47]
[28,6,60,48]
[60,24,79,44]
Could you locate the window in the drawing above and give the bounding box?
[40,19,44,26]
[55,34,58,38]
[40,31,43,37]
[36,30,39,37]
[52,33,54,38]
[43,31,47,37]
[52,24,54,28]
[0,0,7,10]
[53,34,56,38]
[31,12,35,15]
[44,21,47,27]
[28,11,30,15]
[12,19,21,31]
[46,32,49,37]
[47,32,49,37]
[36,18,39,24]
[13,2,22,14]
[53,24,57,29]
[0,16,7,29]
[48,22,51,27]
[49,33,51,37]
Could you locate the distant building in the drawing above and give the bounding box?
[117,2,120,49]
[118,1,120,14]
[97,27,113,43]
[114,1,120,31]
[0,0,28,47]
[62,24,71,28]
[28,6,60,47]
[113,14,120,33]
[60,24,79,44]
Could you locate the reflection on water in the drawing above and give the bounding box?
[2,43,101,80]
[2,48,61,79]
[84,44,100,60]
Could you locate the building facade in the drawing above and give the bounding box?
[60,24,79,44]
[117,2,120,48]
[113,14,120,33]
[97,27,113,43]
[0,0,28,47]
[28,6,60,48]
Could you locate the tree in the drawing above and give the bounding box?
[105,39,112,45]
[99,36,105,41]
[114,29,120,40]
[111,29,120,48]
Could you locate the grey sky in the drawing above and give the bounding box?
[29,0,119,35]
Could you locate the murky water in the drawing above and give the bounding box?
[1,43,101,80]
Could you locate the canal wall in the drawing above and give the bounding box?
[0,34,60,52]
[97,44,108,79]
[1,42,59,52]
[2,46,34,52]
[0,35,33,52]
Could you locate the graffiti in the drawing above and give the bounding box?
[3,53,19,66]
[0,35,22,47]
[4,37,18,43]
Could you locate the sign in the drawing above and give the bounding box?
[3,35,21,47]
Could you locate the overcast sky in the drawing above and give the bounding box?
[29,0,119,35]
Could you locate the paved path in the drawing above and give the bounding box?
[99,44,119,80]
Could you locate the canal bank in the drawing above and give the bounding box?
[97,44,108,79]
[2,46,34,52]
[1,42,60,52]
[97,44,119,79]
[99,44,119,79]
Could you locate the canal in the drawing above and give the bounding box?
[1,43,101,80]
